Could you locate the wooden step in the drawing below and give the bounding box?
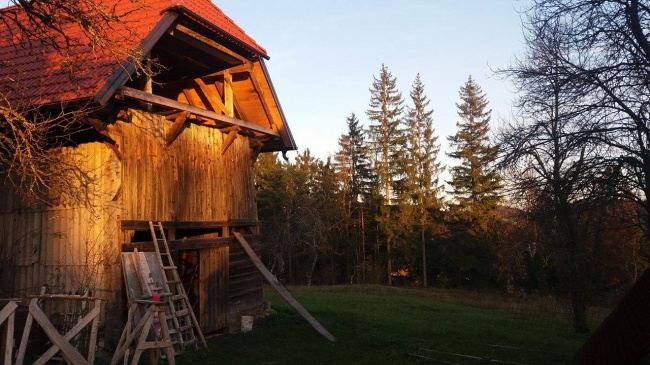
[179,324,195,331]
[162,266,177,270]
[182,338,198,346]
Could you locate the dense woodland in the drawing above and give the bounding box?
[254,0,650,333]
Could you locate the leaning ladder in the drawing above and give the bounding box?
[148,221,207,353]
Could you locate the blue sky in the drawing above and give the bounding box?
[218,1,529,161]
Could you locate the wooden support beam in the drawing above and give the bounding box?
[194,78,227,114]
[117,87,280,137]
[224,70,234,117]
[213,79,250,122]
[233,232,336,342]
[222,128,239,155]
[182,88,208,110]
[142,58,153,112]
[231,88,249,121]
[83,117,106,130]
[170,24,249,64]
[82,117,122,160]
[207,62,252,77]
[121,219,259,230]
[166,111,190,147]
[121,236,254,252]
[249,138,264,167]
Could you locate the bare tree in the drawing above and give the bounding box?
[499,15,606,332]
[0,0,147,206]
[521,0,650,234]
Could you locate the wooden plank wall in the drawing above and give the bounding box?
[199,246,229,332]
[0,142,122,301]
[228,237,263,330]
[114,109,257,222]
[116,109,263,329]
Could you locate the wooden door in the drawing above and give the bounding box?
[199,246,229,332]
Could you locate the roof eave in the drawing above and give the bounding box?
[92,11,180,106]
[169,4,269,60]
[258,57,297,152]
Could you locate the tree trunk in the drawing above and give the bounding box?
[570,244,589,333]
[421,226,427,287]
[307,248,317,286]
[361,206,366,284]
[387,238,392,286]
[558,200,589,333]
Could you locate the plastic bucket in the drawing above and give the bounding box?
[241,315,254,333]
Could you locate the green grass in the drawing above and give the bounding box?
[177,285,590,365]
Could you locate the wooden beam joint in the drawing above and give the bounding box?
[221,127,240,155]
[165,111,190,147]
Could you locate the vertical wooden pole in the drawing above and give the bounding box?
[143,57,153,112]
[2,301,17,365]
[224,70,234,117]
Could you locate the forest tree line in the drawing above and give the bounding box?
[254,0,650,333]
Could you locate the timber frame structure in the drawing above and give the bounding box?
[0,0,296,348]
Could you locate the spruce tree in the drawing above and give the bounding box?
[334,113,374,278]
[447,76,501,233]
[366,64,406,285]
[335,113,373,206]
[404,74,443,287]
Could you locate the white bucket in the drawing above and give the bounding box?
[241,315,254,333]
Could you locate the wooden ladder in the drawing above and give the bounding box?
[148,221,207,353]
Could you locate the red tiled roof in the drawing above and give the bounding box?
[0,0,267,107]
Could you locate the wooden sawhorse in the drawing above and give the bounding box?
[111,300,175,365]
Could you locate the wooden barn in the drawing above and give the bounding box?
[0,0,295,342]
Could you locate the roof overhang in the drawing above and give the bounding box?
[96,8,295,152]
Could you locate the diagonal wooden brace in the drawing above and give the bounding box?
[28,299,89,365]
[32,302,101,365]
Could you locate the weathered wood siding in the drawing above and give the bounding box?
[228,238,263,330]
[0,142,122,299]
[199,246,229,332]
[114,109,257,222]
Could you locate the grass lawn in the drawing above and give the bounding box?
[177,285,590,365]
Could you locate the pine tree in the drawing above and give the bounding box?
[404,74,444,287]
[447,76,501,233]
[366,64,406,285]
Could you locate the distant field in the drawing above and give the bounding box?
[178,285,592,365]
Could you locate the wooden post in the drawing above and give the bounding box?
[224,70,234,117]
[233,232,336,342]
[0,300,18,365]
